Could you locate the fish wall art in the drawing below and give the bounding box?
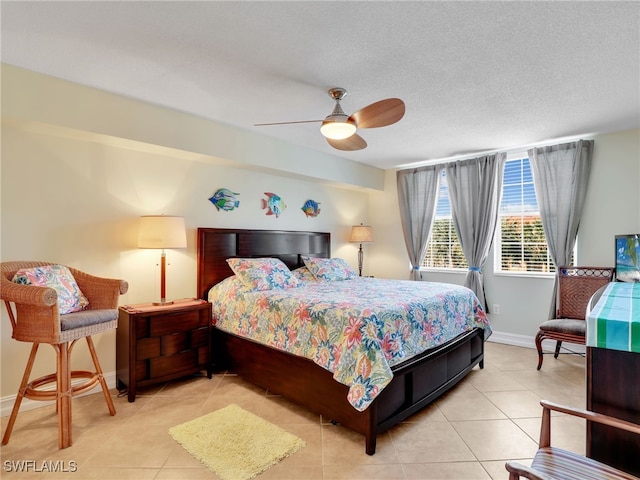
[301,199,321,217]
[209,188,240,212]
[261,192,286,218]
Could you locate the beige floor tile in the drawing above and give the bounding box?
[483,390,544,418]
[451,419,539,461]
[322,425,399,465]
[0,343,594,479]
[403,461,491,479]
[513,415,586,455]
[466,366,530,393]
[390,421,476,463]
[436,389,507,422]
[322,463,406,480]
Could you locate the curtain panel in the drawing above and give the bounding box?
[528,139,594,319]
[396,165,441,280]
[445,153,505,311]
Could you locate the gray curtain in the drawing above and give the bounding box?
[528,139,594,319]
[445,153,505,310]
[396,166,441,280]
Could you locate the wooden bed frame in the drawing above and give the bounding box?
[197,227,485,455]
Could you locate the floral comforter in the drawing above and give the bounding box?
[208,277,491,411]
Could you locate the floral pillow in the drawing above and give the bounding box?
[226,257,300,291]
[301,256,357,282]
[12,265,90,314]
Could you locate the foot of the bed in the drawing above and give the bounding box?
[479,359,484,369]
[365,435,376,455]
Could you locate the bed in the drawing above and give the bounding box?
[197,227,489,455]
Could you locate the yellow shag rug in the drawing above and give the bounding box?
[168,404,305,480]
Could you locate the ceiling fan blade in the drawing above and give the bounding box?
[254,120,323,126]
[349,98,405,129]
[326,133,367,151]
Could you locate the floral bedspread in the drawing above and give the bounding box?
[208,277,491,411]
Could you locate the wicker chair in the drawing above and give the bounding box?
[535,266,614,370]
[1,261,128,448]
[505,400,640,480]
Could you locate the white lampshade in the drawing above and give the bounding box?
[138,216,187,249]
[350,225,374,243]
[320,117,357,140]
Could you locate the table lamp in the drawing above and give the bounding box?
[350,224,374,276]
[138,215,187,305]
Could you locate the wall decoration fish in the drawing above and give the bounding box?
[209,188,240,212]
[261,192,286,218]
[301,199,321,218]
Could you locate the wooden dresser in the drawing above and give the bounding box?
[116,299,212,402]
[586,282,640,476]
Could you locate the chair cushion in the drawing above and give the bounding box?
[539,319,586,336]
[532,447,639,480]
[60,309,118,331]
[12,265,89,314]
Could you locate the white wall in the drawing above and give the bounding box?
[0,123,372,409]
[0,66,377,409]
[369,128,640,344]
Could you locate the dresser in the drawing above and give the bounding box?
[116,299,212,402]
[586,282,640,477]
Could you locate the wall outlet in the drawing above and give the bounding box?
[492,303,500,314]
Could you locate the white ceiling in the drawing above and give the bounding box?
[2,1,639,170]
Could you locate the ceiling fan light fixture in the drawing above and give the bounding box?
[320,116,357,140]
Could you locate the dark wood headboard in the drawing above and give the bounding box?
[196,228,331,300]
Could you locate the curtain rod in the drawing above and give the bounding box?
[394,132,595,171]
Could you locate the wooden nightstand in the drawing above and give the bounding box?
[116,299,212,402]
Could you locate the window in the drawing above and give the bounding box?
[420,157,559,274]
[494,157,555,273]
[422,170,467,269]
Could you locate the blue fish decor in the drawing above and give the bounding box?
[209,188,240,212]
[261,192,286,218]
[301,199,321,218]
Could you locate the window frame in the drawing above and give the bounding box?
[493,152,556,278]
[418,152,568,277]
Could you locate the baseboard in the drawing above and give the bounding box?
[1,372,118,418]
[487,330,536,349]
[487,330,586,354]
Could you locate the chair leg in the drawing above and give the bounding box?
[86,336,116,416]
[56,342,72,449]
[2,343,39,445]
[535,332,544,370]
[554,341,562,358]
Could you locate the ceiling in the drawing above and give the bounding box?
[2,1,639,170]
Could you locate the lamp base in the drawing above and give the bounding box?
[152,300,174,306]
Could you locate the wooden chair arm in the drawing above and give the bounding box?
[505,461,554,480]
[68,268,128,309]
[541,400,640,436]
[0,275,57,307]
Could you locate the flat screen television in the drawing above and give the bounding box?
[615,233,640,282]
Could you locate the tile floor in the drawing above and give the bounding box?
[1,342,588,479]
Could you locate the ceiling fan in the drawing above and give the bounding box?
[254,88,405,151]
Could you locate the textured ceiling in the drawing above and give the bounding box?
[2,1,639,169]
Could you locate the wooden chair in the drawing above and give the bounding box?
[505,400,640,480]
[1,261,128,448]
[535,266,614,370]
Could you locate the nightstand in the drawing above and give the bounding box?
[116,299,212,402]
